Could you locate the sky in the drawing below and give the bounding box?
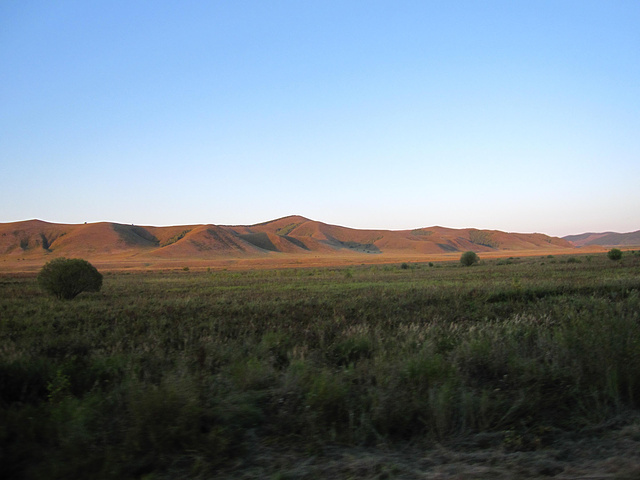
[1,1,639,237]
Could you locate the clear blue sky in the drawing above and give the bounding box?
[1,1,638,237]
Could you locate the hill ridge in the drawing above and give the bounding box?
[0,216,580,265]
[563,230,640,247]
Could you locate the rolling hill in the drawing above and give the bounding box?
[563,230,640,247]
[0,215,576,270]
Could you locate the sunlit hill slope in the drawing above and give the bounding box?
[1,215,575,265]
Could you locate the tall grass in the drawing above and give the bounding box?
[1,253,640,478]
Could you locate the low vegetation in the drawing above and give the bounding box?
[469,229,499,248]
[608,247,623,261]
[160,229,191,247]
[460,250,479,266]
[275,222,302,236]
[36,257,103,300]
[2,252,640,478]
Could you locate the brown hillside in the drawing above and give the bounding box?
[145,225,266,258]
[39,223,156,256]
[224,217,574,256]
[564,230,640,247]
[0,216,575,271]
[0,220,68,256]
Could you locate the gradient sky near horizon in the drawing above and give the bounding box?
[1,1,639,237]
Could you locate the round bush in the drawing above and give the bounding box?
[460,251,479,267]
[607,248,622,261]
[38,258,103,300]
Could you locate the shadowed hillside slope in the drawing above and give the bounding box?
[564,230,640,247]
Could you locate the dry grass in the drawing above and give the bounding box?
[2,252,640,478]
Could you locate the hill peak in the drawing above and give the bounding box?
[251,215,312,227]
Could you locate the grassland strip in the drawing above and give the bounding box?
[1,253,640,478]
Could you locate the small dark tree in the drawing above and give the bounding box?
[607,248,623,261]
[460,251,479,267]
[38,258,103,300]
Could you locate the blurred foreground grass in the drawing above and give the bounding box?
[1,252,640,478]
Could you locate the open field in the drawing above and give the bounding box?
[0,245,610,274]
[2,251,640,478]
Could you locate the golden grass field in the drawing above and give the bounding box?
[0,246,608,274]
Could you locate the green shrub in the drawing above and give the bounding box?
[37,258,103,300]
[160,229,191,247]
[607,248,623,261]
[460,251,479,267]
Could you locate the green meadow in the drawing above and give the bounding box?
[2,252,640,478]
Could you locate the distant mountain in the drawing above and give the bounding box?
[0,215,574,263]
[563,230,640,247]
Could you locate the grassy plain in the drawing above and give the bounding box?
[2,252,640,478]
